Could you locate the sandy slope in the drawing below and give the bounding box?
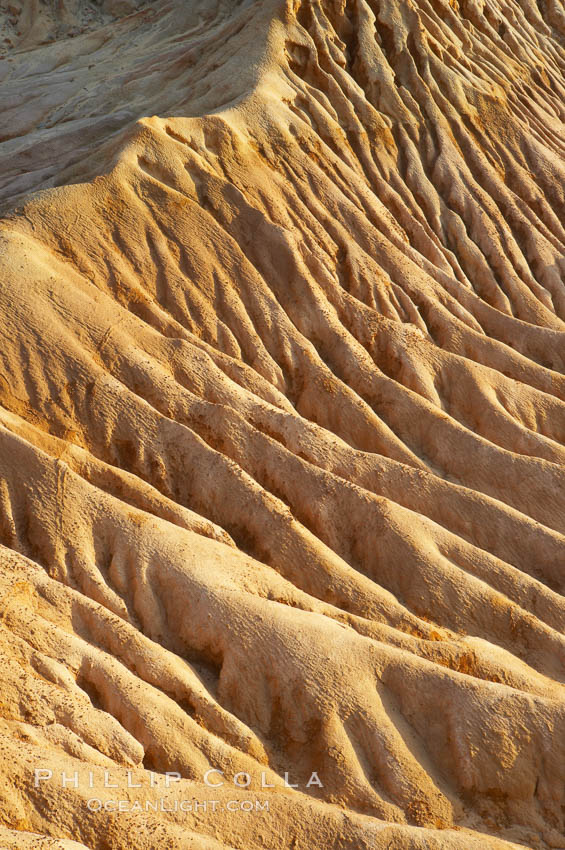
[0,0,564,846]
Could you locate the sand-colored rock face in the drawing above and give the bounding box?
[0,0,564,846]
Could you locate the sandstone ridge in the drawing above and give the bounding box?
[0,0,564,847]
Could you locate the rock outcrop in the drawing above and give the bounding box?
[0,0,564,846]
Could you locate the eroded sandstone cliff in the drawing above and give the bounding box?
[0,0,564,846]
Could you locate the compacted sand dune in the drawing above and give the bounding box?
[0,0,564,847]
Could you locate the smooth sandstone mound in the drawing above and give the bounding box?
[0,0,564,846]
